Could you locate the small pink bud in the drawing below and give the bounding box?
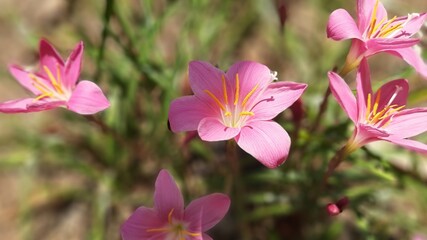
[277,0,288,32]
[326,196,349,216]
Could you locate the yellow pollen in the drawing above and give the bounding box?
[366,93,372,120]
[240,111,254,116]
[234,74,240,106]
[372,89,381,115]
[222,75,228,105]
[368,0,380,37]
[225,111,232,117]
[241,84,259,108]
[204,89,226,111]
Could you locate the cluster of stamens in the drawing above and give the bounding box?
[146,209,200,240]
[364,86,405,128]
[204,74,259,128]
[28,64,68,101]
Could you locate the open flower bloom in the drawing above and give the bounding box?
[1,39,110,114]
[327,0,427,76]
[168,61,307,168]
[329,58,427,154]
[121,169,230,240]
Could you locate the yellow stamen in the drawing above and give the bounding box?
[43,65,64,94]
[222,75,228,105]
[204,90,226,111]
[365,93,372,120]
[368,0,380,37]
[224,111,232,117]
[372,90,381,115]
[168,209,174,224]
[370,17,387,36]
[379,23,403,38]
[234,74,240,106]
[241,84,259,108]
[56,64,62,86]
[379,16,398,33]
[182,230,201,237]
[240,111,254,116]
[146,227,170,233]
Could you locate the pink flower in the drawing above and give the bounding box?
[329,58,427,153]
[327,0,427,76]
[1,39,110,114]
[168,61,307,168]
[121,169,230,240]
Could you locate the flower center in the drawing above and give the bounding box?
[365,0,413,39]
[146,209,201,240]
[28,64,69,101]
[364,86,405,128]
[204,74,258,128]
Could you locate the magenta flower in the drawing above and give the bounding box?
[168,61,307,168]
[329,58,427,153]
[1,39,109,114]
[121,169,230,240]
[327,0,427,76]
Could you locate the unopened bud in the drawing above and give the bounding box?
[326,196,349,216]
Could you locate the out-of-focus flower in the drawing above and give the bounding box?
[168,61,307,168]
[326,196,349,216]
[121,169,230,240]
[1,39,110,114]
[327,0,427,76]
[329,58,427,154]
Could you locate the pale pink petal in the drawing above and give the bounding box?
[398,13,427,37]
[169,96,216,132]
[38,39,64,79]
[327,9,362,41]
[385,108,427,138]
[184,210,203,240]
[64,41,83,88]
[154,169,184,220]
[0,98,62,113]
[8,65,40,94]
[365,38,419,56]
[351,124,388,147]
[235,121,290,168]
[27,100,66,111]
[250,81,307,121]
[386,48,427,78]
[198,117,240,141]
[185,193,230,231]
[67,80,110,115]
[374,79,408,111]
[357,0,388,31]
[189,61,226,104]
[355,59,373,121]
[328,71,358,123]
[225,61,273,108]
[380,137,427,154]
[121,207,163,240]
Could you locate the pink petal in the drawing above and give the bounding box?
[385,108,427,138]
[27,100,66,111]
[38,39,64,78]
[169,96,216,132]
[197,117,240,141]
[235,120,290,168]
[154,169,184,221]
[225,61,273,108]
[121,207,164,240]
[386,48,427,78]
[374,79,408,111]
[380,137,427,154]
[64,41,84,88]
[327,9,362,41]
[202,234,213,240]
[188,61,226,104]
[185,193,230,231]
[355,59,372,122]
[328,71,358,123]
[365,38,419,56]
[250,81,307,121]
[399,13,427,37]
[351,124,388,147]
[8,65,40,95]
[0,98,62,113]
[67,80,110,115]
[357,0,388,31]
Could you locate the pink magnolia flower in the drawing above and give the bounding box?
[121,169,230,240]
[168,61,307,168]
[327,0,427,76]
[1,39,110,114]
[328,58,427,153]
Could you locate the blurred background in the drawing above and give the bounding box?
[0,0,427,239]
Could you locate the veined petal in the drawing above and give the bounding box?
[235,121,290,168]
[399,13,427,37]
[357,0,388,31]
[121,207,163,240]
[198,117,240,141]
[327,9,362,41]
[64,41,83,88]
[169,96,215,132]
[328,71,358,123]
[185,193,230,231]
[374,79,408,111]
[250,81,307,121]
[38,39,64,79]
[365,38,419,56]
[385,108,427,138]
[225,61,273,108]
[67,80,110,115]
[356,59,372,122]
[0,98,62,113]
[8,65,41,95]
[386,48,427,78]
[380,137,427,154]
[189,61,226,104]
[154,170,184,220]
